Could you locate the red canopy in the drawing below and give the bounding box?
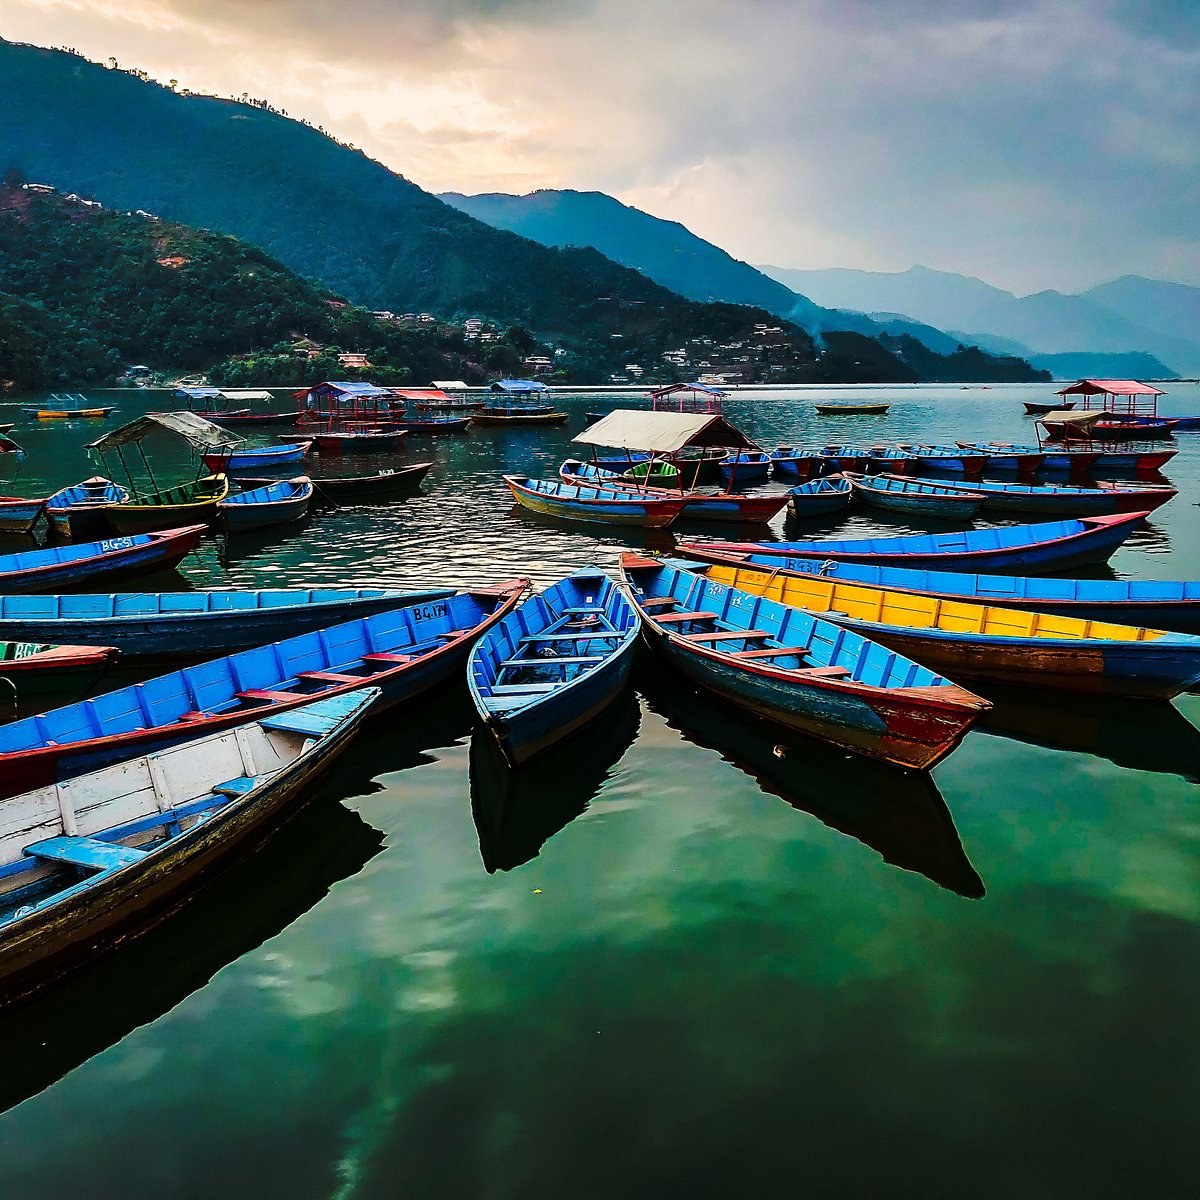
[1055,379,1165,397]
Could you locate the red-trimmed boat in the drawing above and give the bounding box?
[506,475,688,528]
[1,640,117,703]
[889,474,1176,517]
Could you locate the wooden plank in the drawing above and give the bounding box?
[26,835,148,871]
[656,611,719,624]
[684,630,771,642]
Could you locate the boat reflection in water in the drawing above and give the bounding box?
[978,685,1200,782]
[470,689,641,873]
[0,793,384,1116]
[634,660,985,899]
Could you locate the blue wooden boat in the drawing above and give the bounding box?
[0,580,527,800]
[718,451,772,484]
[219,477,313,532]
[0,689,377,1002]
[0,587,456,659]
[0,526,205,594]
[504,475,688,527]
[710,558,1200,635]
[768,448,824,481]
[890,473,1177,517]
[0,495,48,536]
[964,442,1176,476]
[787,476,853,517]
[843,472,984,520]
[468,568,640,764]
[619,554,989,769]
[689,558,1200,700]
[819,445,917,474]
[679,511,1147,574]
[45,477,130,540]
[390,415,472,433]
[893,445,989,478]
[201,441,312,472]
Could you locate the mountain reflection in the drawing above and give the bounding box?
[634,660,985,898]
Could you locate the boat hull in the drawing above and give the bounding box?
[905,476,1175,517]
[0,499,47,535]
[846,476,984,520]
[472,411,569,426]
[506,477,685,527]
[200,443,310,472]
[312,464,432,502]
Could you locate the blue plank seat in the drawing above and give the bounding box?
[259,708,347,738]
[212,776,257,798]
[25,836,148,872]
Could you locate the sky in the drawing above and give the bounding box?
[4,0,1198,293]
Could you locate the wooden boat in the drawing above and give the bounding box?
[819,445,917,475]
[310,427,407,453]
[468,568,640,764]
[1024,399,1074,414]
[0,690,377,1003]
[559,462,787,523]
[567,457,681,487]
[472,409,569,426]
[200,441,311,472]
[815,402,890,415]
[0,495,48,536]
[893,444,989,478]
[504,475,688,528]
[0,640,117,704]
[104,475,228,535]
[0,587,457,659]
[966,442,1177,476]
[390,415,472,433]
[717,558,1200,635]
[1168,415,1200,430]
[312,463,431,503]
[679,511,1147,574]
[718,451,772,484]
[1043,417,1179,441]
[0,526,205,594]
[768,448,824,481]
[0,434,25,456]
[962,447,1046,473]
[23,394,115,420]
[619,554,989,769]
[670,446,728,486]
[0,580,527,800]
[0,424,13,434]
[893,473,1177,516]
[787,476,853,518]
[45,478,129,540]
[219,477,313,532]
[583,411,611,426]
[688,558,1200,699]
[843,472,985,520]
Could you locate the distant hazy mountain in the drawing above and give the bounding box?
[758,263,1200,375]
[1027,352,1177,381]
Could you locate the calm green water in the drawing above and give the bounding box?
[0,384,1197,1198]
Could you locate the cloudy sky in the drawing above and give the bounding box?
[5,0,1198,291]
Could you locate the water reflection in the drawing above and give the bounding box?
[634,660,984,898]
[470,690,641,872]
[978,685,1200,782]
[0,793,384,1115]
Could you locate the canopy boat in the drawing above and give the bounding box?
[619,555,988,768]
[311,425,407,453]
[558,461,788,523]
[0,640,117,704]
[962,441,1176,477]
[0,580,527,800]
[504,475,688,528]
[23,394,115,420]
[219,476,313,532]
[787,476,853,518]
[468,568,640,765]
[724,558,1200,635]
[890,473,1176,516]
[45,478,129,540]
[0,526,205,594]
[0,434,25,456]
[0,690,376,1003]
[0,495,48,536]
[688,558,1200,699]
[406,388,485,414]
[815,402,890,415]
[178,388,299,427]
[768,448,824,481]
[1042,414,1179,441]
[200,441,312,472]
[0,587,457,659]
[1024,399,1075,414]
[892,445,989,478]
[718,451,772,484]
[649,382,726,415]
[679,511,1147,574]
[843,472,985,520]
[104,475,228,535]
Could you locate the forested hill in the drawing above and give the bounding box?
[0,186,483,388]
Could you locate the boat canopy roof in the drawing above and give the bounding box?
[649,382,727,399]
[574,409,758,452]
[432,379,470,389]
[1037,409,1107,427]
[491,379,551,393]
[88,411,242,452]
[175,386,222,399]
[218,388,274,401]
[296,381,397,401]
[393,388,451,402]
[1056,379,1165,397]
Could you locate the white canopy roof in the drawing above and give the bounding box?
[88,411,242,451]
[573,409,757,453]
[218,389,275,401]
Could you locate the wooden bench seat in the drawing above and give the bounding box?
[361,652,414,666]
[520,631,621,643]
[25,836,148,872]
[656,610,719,625]
[499,654,605,668]
[638,596,677,609]
[237,689,305,704]
[794,665,852,678]
[732,647,810,660]
[684,629,771,643]
[297,670,364,684]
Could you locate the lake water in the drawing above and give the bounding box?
[0,383,1196,1198]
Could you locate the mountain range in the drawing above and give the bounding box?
[757,265,1199,376]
